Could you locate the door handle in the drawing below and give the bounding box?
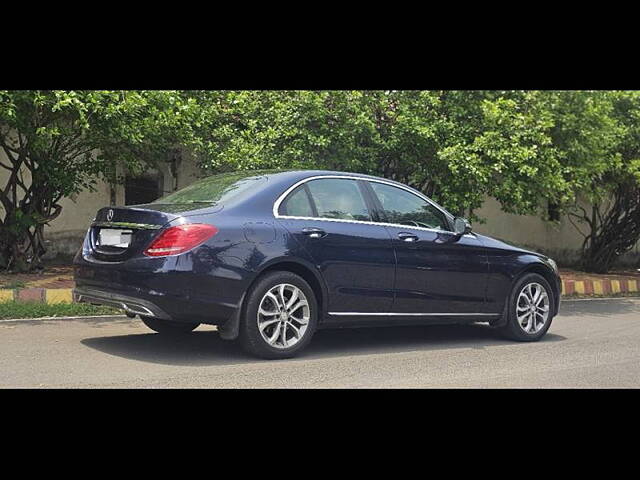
[398,232,419,242]
[302,227,327,239]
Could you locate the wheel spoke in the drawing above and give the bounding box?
[258,318,280,332]
[267,322,282,345]
[289,299,308,315]
[532,286,541,305]
[288,322,302,338]
[525,313,534,332]
[527,284,534,302]
[286,288,299,310]
[265,292,282,310]
[290,314,309,326]
[278,285,287,309]
[280,321,288,347]
[259,307,279,317]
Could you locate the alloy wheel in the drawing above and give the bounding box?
[257,283,310,349]
[516,282,550,334]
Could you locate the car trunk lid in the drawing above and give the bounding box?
[88,203,218,261]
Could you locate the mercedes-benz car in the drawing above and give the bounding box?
[73,170,561,359]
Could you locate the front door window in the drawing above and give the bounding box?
[369,182,449,230]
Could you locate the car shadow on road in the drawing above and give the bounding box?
[81,323,566,367]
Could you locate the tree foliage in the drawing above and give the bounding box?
[188,90,566,218]
[187,90,640,272]
[543,90,640,272]
[0,90,201,271]
[2,90,640,273]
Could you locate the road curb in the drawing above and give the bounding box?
[0,279,639,305]
[0,288,73,304]
[561,278,639,296]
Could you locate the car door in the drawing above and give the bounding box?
[275,177,395,314]
[365,180,490,315]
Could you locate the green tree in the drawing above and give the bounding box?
[7,89,636,274]
[545,90,640,272]
[0,90,202,271]
[190,90,567,219]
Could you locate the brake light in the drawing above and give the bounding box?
[144,224,218,257]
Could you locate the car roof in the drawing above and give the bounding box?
[262,169,411,189]
[198,169,452,221]
[258,169,453,219]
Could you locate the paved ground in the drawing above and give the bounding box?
[0,265,74,289]
[1,298,639,388]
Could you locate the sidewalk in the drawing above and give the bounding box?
[1,265,640,303]
[0,266,74,304]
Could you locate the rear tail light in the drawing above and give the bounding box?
[144,224,218,257]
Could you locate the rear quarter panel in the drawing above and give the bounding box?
[167,211,318,319]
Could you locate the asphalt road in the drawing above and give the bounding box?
[1,298,639,388]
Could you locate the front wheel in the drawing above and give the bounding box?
[240,271,318,359]
[140,316,200,335]
[498,273,554,342]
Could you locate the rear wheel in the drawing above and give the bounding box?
[240,271,318,359]
[498,273,554,341]
[140,316,200,335]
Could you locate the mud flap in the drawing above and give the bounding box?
[218,293,245,341]
[490,300,509,328]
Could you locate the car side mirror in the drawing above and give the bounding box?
[454,217,472,236]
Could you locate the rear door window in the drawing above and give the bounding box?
[279,185,315,217]
[305,178,371,221]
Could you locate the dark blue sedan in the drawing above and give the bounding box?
[74,170,561,359]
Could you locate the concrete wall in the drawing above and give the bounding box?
[43,182,120,257]
[474,196,640,267]
[0,143,126,258]
[0,147,211,258]
[474,197,585,263]
[2,143,639,266]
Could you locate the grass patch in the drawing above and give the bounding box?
[0,301,122,319]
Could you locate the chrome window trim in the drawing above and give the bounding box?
[273,175,463,236]
[327,312,499,317]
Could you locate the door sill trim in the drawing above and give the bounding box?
[327,312,500,317]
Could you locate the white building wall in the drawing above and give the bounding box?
[2,143,639,265]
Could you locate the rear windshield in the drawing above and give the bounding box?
[153,171,271,205]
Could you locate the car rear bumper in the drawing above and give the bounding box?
[73,286,172,320]
[73,255,243,324]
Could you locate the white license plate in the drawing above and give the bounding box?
[99,229,132,248]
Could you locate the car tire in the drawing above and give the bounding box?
[239,271,318,359]
[498,272,554,342]
[140,316,200,334]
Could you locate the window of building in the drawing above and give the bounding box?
[125,170,163,206]
[548,201,561,222]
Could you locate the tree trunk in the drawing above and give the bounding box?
[579,183,640,273]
